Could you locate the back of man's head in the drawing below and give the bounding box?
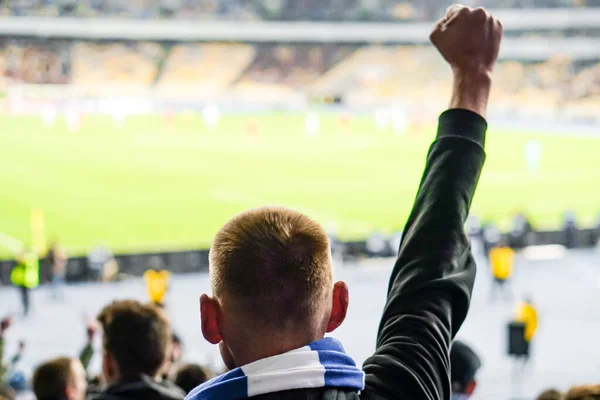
[210,206,333,330]
[173,364,214,394]
[450,341,481,397]
[97,299,171,381]
[203,207,345,369]
[33,357,86,400]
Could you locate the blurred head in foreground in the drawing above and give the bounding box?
[97,300,171,383]
[0,385,15,400]
[450,341,481,399]
[33,357,87,400]
[173,364,213,394]
[537,389,564,400]
[201,206,347,369]
[566,385,600,400]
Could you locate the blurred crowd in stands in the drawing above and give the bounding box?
[1,0,599,21]
[2,39,600,120]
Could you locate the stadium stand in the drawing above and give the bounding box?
[3,39,600,120]
[0,40,70,85]
[232,44,352,101]
[156,43,255,99]
[0,0,594,21]
[71,41,164,90]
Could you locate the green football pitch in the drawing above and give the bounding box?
[1,112,598,258]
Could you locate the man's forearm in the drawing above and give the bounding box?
[449,70,492,118]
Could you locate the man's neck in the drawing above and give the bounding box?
[230,333,325,369]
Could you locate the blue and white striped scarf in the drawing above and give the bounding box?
[186,337,365,400]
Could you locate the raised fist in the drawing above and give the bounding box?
[430,5,502,75]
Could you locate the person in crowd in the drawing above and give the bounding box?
[0,317,12,384]
[10,247,40,317]
[87,300,185,400]
[144,257,170,308]
[161,333,183,381]
[562,210,578,249]
[489,239,515,302]
[1,317,25,399]
[87,246,118,282]
[188,5,502,399]
[482,220,501,262]
[509,212,533,249]
[79,316,99,373]
[172,364,213,394]
[450,341,482,400]
[0,386,15,400]
[565,385,600,400]
[537,389,564,400]
[46,239,68,301]
[32,357,87,400]
[515,297,538,364]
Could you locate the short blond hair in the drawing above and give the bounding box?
[210,207,333,328]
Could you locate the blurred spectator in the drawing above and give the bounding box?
[87,246,119,282]
[537,389,565,400]
[0,318,25,397]
[489,240,515,302]
[172,364,213,394]
[46,238,68,301]
[482,221,502,261]
[90,300,184,400]
[144,257,170,308]
[32,357,87,400]
[79,316,99,373]
[595,212,600,245]
[509,212,534,249]
[365,230,390,257]
[515,297,538,364]
[566,385,600,400]
[562,210,578,249]
[0,317,13,384]
[450,341,481,400]
[159,333,183,382]
[0,386,15,400]
[10,247,40,317]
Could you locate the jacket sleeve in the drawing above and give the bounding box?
[361,109,487,400]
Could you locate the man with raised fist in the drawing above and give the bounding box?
[187,5,502,400]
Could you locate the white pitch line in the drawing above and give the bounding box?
[0,232,23,254]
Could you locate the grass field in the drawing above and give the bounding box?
[1,112,599,258]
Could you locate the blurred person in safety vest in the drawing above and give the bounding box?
[10,247,40,317]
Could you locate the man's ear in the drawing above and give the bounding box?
[326,281,349,333]
[200,294,223,345]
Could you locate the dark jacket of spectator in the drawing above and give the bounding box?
[87,375,184,400]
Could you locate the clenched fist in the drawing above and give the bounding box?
[430,5,502,76]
